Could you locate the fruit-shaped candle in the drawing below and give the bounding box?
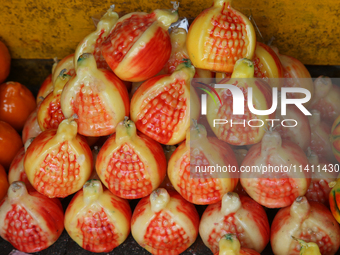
[186,0,256,73]
[74,5,119,70]
[131,61,196,145]
[240,130,311,208]
[24,116,93,198]
[309,109,337,163]
[0,182,64,253]
[199,192,270,254]
[131,188,199,255]
[64,180,131,253]
[22,106,42,144]
[207,58,274,145]
[60,53,129,136]
[271,196,340,255]
[168,124,238,205]
[96,118,166,199]
[213,234,260,255]
[37,70,70,131]
[101,8,179,82]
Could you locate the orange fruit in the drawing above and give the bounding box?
[0,121,23,170]
[0,164,9,201]
[0,41,11,84]
[0,81,36,131]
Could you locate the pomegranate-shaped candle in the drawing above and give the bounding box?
[130,61,196,145]
[60,53,129,136]
[101,8,178,82]
[240,130,311,208]
[271,196,340,255]
[64,180,131,253]
[199,192,270,254]
[0,182,64,253]
[168,124,238,205]
[24,116,93,198]
[96,117,166,199]
[131,188,199,254]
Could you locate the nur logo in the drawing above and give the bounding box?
[195,82,312,116]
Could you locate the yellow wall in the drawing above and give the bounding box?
[1,0,340,65]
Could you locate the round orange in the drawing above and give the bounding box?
[0,81,36,131]
[0,41,11,84]
[0,164,9,201]
[0,121,23,170]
